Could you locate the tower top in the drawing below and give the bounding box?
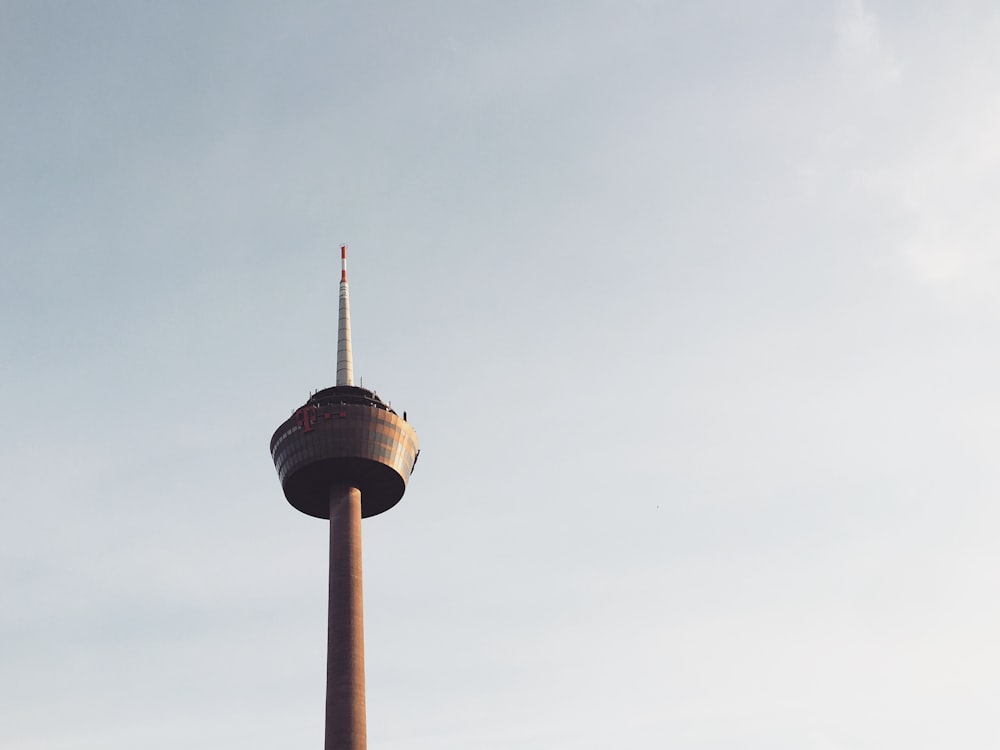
[270,240,420,519]
[336,244,354,386]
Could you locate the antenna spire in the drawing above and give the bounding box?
[336,244,354,386]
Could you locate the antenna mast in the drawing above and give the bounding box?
[337,244,354,386]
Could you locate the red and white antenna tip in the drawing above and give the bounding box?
[336,243,354,386]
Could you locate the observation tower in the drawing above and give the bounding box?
[269,245,419,750]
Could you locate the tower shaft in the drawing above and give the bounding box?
[326,484,366,750]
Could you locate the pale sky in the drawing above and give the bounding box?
[3,1,1000,748]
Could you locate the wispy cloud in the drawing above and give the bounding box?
[834,0,899,87]
[894,102,1000,295]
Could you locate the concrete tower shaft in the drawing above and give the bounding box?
[326,485,366,750]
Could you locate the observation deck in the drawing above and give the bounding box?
[270,385,419,519]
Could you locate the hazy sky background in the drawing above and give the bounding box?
[3,1,1000,748]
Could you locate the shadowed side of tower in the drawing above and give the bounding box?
[269,245,418,750]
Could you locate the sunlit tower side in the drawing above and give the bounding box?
[269,245,419,750]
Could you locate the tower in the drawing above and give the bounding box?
[269,245,419,750]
